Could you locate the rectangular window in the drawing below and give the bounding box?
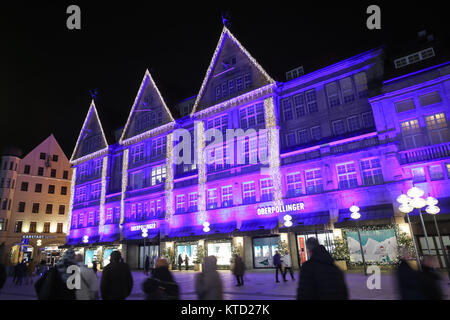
[333,120,346,135]
[57,223,63,233]
[88,211,95,226]
[282,98,293,121]
[216,86,221,100]
[336,162,358,189]
[362,112,374,128]
[354,72,368,98]
[152,136,167,158]
[91,183,101,199]
[419,92,442,107]
[21,182,29,192]
[326,82,341,107]
[221,186,233,207]
[58,205,65,215]
[43,222,50,233]
[61,186,67,195]
[260,178,274,202]
[306,89,318,113]
[176,194,186,213]
[286,133,296,147]
[340,77,355,103]
[18,202,26,213]
[286,172,302,197]
[14,221,23,233]
[151,165,166,186]
[236,77,243,91]
[51,169,57,178]
[347,116,360,132]
[242,181,256,204]
[78,213,84,227]
[93,159,103,175]
[32,203,40,214]
[38,167,44,176]
[395,98,416,113]
[48,185,55,194]
[239,103,265,129]
[244,73,251,89]
[29,222,37,233]
[360,158,383,185]
[222,82,227,97]
[228,80,235,95]
[305,168,323,194]
[46,204,53,214]
[106,208,113,224]
[132,144,144,163]
[188,192,198,211]
[297,130,309,145]
[78,164,87,179]
[311,126,322,141]
[412,167,426,183]
[24,165,30,174]
[207,114,228,135]
[76,186,86,203]
[293,94,306,117]
[40,153,46,160]
[207,189,218,209]
[63,170,69,180]
[401,119,423,148]
[52,155,58,162]
[429,165,443,181]
[426,113,448,144]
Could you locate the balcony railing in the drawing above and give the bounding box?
[399,142,450,164]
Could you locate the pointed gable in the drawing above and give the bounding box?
[70,101,108,162]
[191,26,275,115]
[120,69,175,143]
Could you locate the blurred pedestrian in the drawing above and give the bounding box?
[195,256,223,300]
[14,261,26,286]
[100,251,133,300]
[273,250,285,283]
[420,255,443,300]
[282,252,295,281]
[232,254,245,286]
[75,254,98,300]
[143,258,179,300]
[297,237,348,300]
[144,256,150,276]
[184,254,189,271]
[91,260,98,275]
[34,249,77,300]
[178,254,183,271]
[36,260,47,277]
[0,263,6,291]
[25,260,35,285]
[396,246,424,299]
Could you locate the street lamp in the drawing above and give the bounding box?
[349,205,367,276]
[283,214,293,227]
[203,222,210,233]
[83,235,89,244]
[142,228,148,271]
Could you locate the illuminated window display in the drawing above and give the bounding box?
[253,236,280,268]
[176,242,198,265]
[139,245,159,269]
[296,231,334,264]
[346,228,397,263]
[207,241,232,266]
[84,249,96,268]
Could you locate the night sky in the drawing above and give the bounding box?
[2,2,447,158]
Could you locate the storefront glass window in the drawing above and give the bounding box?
[346,228,397,263]
[253,236,280,268]
[207,242,232,266]
[176,243,198,266]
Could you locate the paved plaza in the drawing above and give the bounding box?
[1,269,449,300]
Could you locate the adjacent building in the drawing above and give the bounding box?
[0,135,73,265]
[66,27,450,270]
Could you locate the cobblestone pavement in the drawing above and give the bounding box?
[1,269,449,300]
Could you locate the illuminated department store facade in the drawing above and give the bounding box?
[66,27,450,270]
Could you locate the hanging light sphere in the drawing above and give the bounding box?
[407,187,424,199]
[283,214,292,221]
[426,196,438,206]
[284,220,293,227]
[410,197,427,209]
[396,194,411,204]
[83,235,89,244]
[426,205,440,215]
[399,204,414,214]
[349,205,360,213]
[203,227,211,233]
[203,222,210,228]
[351,212,361,220]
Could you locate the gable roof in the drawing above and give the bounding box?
[190,26,275,116]
[119,69,175,144]
[70,100,109,163]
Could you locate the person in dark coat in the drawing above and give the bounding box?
[232,254,245,286]
[297,237,348,300]
[144,256,150,276]
[91,260,98,275]
[143,258,179,300]
[184,254,189,271]
[420,255,443,300]
[195,256,223,300]
[273,251,285,283]
[14,261,27,286]
[0,263,6,290]
[100,251,133,300]
[178,254,183,271]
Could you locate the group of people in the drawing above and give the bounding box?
[177,254,190,271]
[12,260,48,286]
[143,255,158,276]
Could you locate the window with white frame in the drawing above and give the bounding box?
[152,136,167,158]
[311,126,322,141]
[293,94,306,117]
[305,168,323,194]
[106,208,113,224]
[156,199,163,215]
[130,170,143,190]
[228,79,235,95]
[91,183,102,199]
[282,98,293,121]
[286,132,296,147]
[326,82,341,107]
[360,158,383,185]
[395,98,416,113]
[88,211,95,226]
[76,186,86,203]
[354,72,368,98]
[236,77,243,91]
[132,144,144,163]
[207,189,218,209]
[78,213,84,227]
[419,92,442,107]
[429,165,443,181]
[306,89,318,113]
[258,132,269,163]
[425,113,448,144]
[239,103,265,129]
[238,136,258,165]
[336,162,358,189]
[244,73,251,89]
[222,83,227,98]
[151,165,166,186]
[93,158,103,175]
[362,112,374,128]
[207,143,231,172]
[347,116,360,132]
[78,164,88,179]
[340,77,355,103]
[176,194,186,213]
[71,213,78,228]
[286,172,302,197]
[333,120,346,135]
[447,164,450,178]
[221,186,233,207]
[242,181,256,203]
[216,86,221,100]
[297,130,309,145]
[412,167,426,183]
[207,114,228,135]
[401,119,423,148]
[149,200,156,217]
[260,178,274,202]
[188,192,198,211]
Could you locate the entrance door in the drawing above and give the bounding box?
[418,236,450,268]
[296,231,334,266]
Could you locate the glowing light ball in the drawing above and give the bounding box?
[399,204,414,214]
[426,196,438,206]
[396,194,411,204]
[410,197,426,209]
[350,212,361,220]
[350,205,360,213]
[407,187,424,199]
[426,205,440,215]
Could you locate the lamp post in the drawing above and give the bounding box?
[142,227,148,271]
[350,205,367,276]
[425,196,450,280]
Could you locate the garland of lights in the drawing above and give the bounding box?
[70,100,109,164]
[195,121,207,224]
[99,156,108,236]
[67,167,77,236]
[119,69,175,145]
[164,133,174,223]
[121,122,175,146]
[191,26,275,117]
[120,149,129,238]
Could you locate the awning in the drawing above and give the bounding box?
[122,230,159,241]
[279,211,330,231]
[335,203,395,228]
[237,218,278,232]
[167,222,237,238]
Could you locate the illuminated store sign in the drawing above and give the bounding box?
[130,222,158,232]
[257,202,305,216]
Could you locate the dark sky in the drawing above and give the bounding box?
[1,2,447,158]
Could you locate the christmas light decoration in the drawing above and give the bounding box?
[426,205,440,215]
[83,235,89,244]
[67,167,77,238]
[407,186,424,199]
[119,69,175,145]
[283,214,293,227]
[99,156,108,236]
[426,196,438,206]
[410,197,426,209]
[165,133,174,223]
[195,121,207,224]
[120,149,129,228]
[396,194,411,204]
[350,205,361,220]
[203,222,210,233]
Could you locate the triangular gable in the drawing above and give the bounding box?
[70,100,108,162]
[24,134,70,163]
[120,69,175,143]
[191,26,275,115]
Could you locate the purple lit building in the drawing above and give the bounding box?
[67,27,450,270]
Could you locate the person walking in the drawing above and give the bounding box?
[195,256,223,300]
[420,255,443,300]
[0,263,6,291]
[75,254,99,300]
[14,261,26,286]
[232,254,245,286]
[297,237,348,300]
[25,260,35,285]
[142,258,179,300]
[144,256,150,276]
[100,251,133,300]
[178,254,183,271]
[282,252,295,281]
[273,251,285,283]
[184,254,189,271]
[91,260,98,275]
